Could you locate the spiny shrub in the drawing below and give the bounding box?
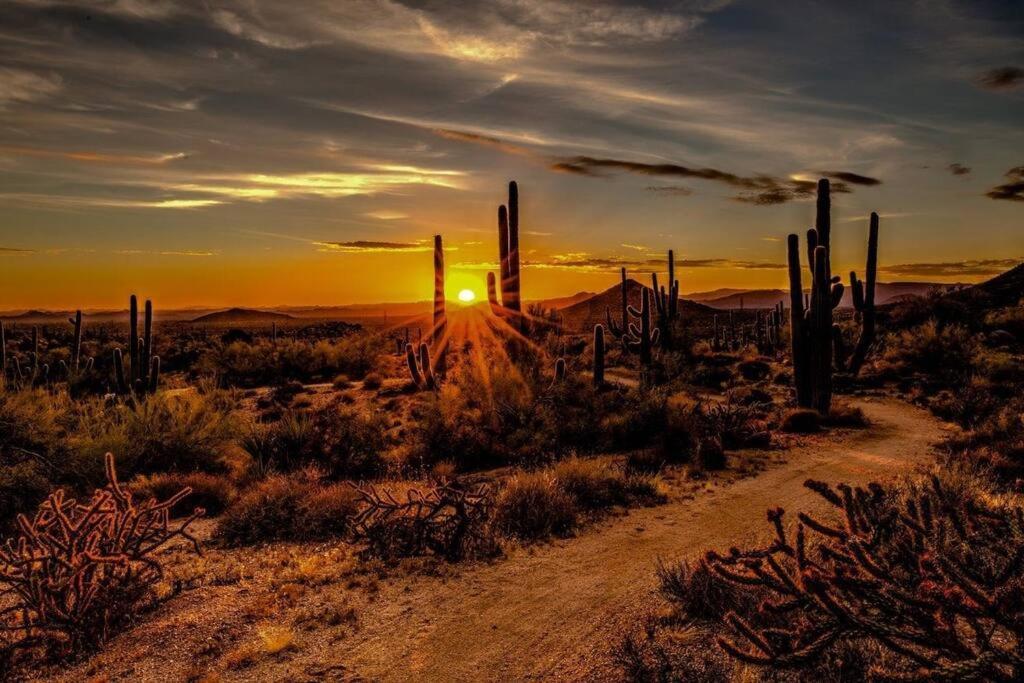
[492,472,576,540]
[131,471,236,517]
[880,319,979,384]
[656,559,761,624]
[215,470,359,546]
[0,453,202,661]
[704,474,1024,679]
[822,402,868,428]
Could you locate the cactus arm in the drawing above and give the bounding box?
[148,356,160,394]
[593,324,605,388]
[419,342,436,390]
[406,343,423,387]
[809,246,833,414]
[129,294,138,385]
[507,181,521,313]
[487,272,499,308]
[788,234,811,408]
[141,299,152,385]
[848,212,879,375]
[432,234,446,377]
[498,206,510,308]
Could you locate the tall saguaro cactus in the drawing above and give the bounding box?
[606,267,628,338]
[492,181,523,317]
[788,180,879,413]
[652,249,680,348]
[433,234,446,378]
[486,272,499,308]
[114,294,159,396]
[593,324,605,388]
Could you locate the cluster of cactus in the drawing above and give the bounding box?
[711,312,744,352]
[706,476,1024,680]
[406,342,436,390]
[58,310,94,386]
[407,236,445,390]
[113,295,160,396]
[2,317,96,391]
[622,286,660,377]
[788,180,878,413]
[754,302,785,354]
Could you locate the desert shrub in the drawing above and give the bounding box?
[881,319,980,384]
[492,472,576,540]
[780,408,820,433]
[0,454,202,662]
[822,402,868,428]
[552,457,662,509]
[724,385,772,407]
[349,480,495,560]
[736,358,770,381]
[703,474,1024,679]
[361,372,382,390]
[131,471,235,517]
[945,399,1024,483]
[655,394,699,463]
[703,403,767,451]
[215,470,359,545]
[695,436,726,471]
[624,449,663,474]
[0,460,52,537]
[311,404,389,479]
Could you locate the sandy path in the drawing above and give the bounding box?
[281,397,944,682]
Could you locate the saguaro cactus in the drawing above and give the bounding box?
[486,272,499,308]
[553,358,566,384]
[787,180,879,413]
[69,310,83,371]
[492,181,522,316]
[406,342,436,390]
[652,249,680,348]
[114,295,160,396]
[433,235,446,377]
[593,324,605,388]
[606,267,628,337]
[623,287,660,369]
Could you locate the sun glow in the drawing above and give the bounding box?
[458,288,476,303]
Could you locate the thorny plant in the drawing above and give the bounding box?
[0,452,202,664]
[706,477,1024,681]
[348,480,493,561]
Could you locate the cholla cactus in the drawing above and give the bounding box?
[706,475,1024,680]
[0,452,203,655]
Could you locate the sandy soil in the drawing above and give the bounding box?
[42,396,945,683]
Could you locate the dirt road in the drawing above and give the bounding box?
[310,397,944,682]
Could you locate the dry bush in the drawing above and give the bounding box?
[215,470,359,546]
[0,453,202,663]
[821,402,869,428]
[880,319,980,384]
[348,480,495,560]
[130,471,236,517]
[492,472,577,541]
[704,474,1024,680]
[361,373,382,390]
[552,457,662,510]
[780,408,820,433]
[656,559,762,624]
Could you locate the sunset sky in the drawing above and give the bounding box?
[0,0,1022,309]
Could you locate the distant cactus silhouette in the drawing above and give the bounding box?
[606,267,628,338]
[652,249,680,348]
[113,295,160,396]
[593,324,605,388]
[623,287,659,372]
[492,181,523,322]
[433,235,446,378]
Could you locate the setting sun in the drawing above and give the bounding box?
[457,288,476,303]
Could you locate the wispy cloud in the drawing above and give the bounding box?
[0,246,34,254]
[645,185,692,196]
[522,254,784,273]
[947,163,971,176]
[880,258,1021,278]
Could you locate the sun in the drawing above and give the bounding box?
[457,288,476,303]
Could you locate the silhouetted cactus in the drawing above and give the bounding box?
[652,249,680,348]
[487,271,499,308]
[553,357,566,383]
[623,287,660,373]
[606,267,628,338]
[433,235,446,378]
[593,324,606,388]
[406,342,436,390]
[492,181,522,320]
[114,295,160,396]
[842,212,879,376]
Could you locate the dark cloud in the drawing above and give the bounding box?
[880,258,1021,277]
[977,67,1024,90]
[551,156,864,205]
[985,166,1024,202]
[526,255,783,273]
[433,129,536,157]
[0,247,34,253]
[645,186,692,196]
[947,163,971,176]
[818,171,881,186]
[314,240,431,253]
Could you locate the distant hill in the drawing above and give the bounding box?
[559,278,715,331]
[973,262,1024,307]
[532,291,595,310]
[699,282,961,310]
[191,308,295,324]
